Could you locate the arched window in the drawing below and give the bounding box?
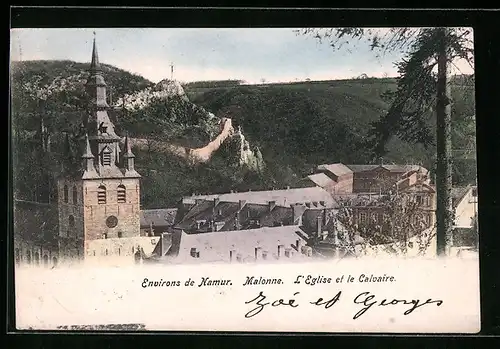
[69,215,75,228]
[52,256,58,267]
[34,252,40,266]
[97,185,106,204]
[26,251,32,264]
[63,185,69,203]
[43,254,49,267]
[117,185,126,203]
[72,186,78,204]
[101,147,112,166]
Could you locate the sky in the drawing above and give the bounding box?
[10,28,474,84]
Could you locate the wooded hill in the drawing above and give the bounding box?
[11,60,476,208]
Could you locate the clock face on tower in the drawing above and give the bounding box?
[106,215,118,228]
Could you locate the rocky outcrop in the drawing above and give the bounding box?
[121,118,235,164]
[115,79,189,111]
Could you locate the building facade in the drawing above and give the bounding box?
[57,37,146,263]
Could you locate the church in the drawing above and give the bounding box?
[14,36,159,267]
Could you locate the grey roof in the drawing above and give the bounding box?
[175,225,309,263]
[451,186,472,208]
[307,173,336,187]
[317,163,353,177]
[140,208,178,227]
[183,187,336,208]
[346,164,425,173]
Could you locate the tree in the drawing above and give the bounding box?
[297,27,474,256]
[334,190,436,257]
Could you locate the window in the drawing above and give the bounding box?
[102,233,108,239]
[416,195,423,205]
[72,186,78,204]
[43,255,49,267]
[69,215,75,228]
[102,147,112,166]
[97,185,106,204]
[117,185,126,203]
[63,185,68,203]
[105,249,108,256]
[472,187,478,197]
[359,212,367,224]
[34,252,40,265]
[52,256,58,267]
[26,251,31,264]
[117,231,123,238]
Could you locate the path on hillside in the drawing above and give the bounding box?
[122,118,234,163]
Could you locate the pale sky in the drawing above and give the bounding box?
[10,28,474,84]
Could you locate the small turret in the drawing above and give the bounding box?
[82,133,98,179]
[122,134,141,178]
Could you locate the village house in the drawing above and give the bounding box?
[303,163,430,195]
[171,225,311,264]
[147,193,366,262]
[451,185,478,248]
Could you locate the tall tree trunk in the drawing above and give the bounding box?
[435,27,454,256]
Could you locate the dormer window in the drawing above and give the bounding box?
[101,147,112,166]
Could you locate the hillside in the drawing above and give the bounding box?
[11,60,477,208]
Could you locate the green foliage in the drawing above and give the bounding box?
[12,60,477,208]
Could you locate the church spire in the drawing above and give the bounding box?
[90,31,101,73]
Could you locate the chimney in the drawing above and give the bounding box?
[254,247,263,261]
[277,244,285,258]
[229,249,236,262]
[316,216,322,239]
[239,200,247,210]
[296,239,303,252]
[292,204,303,226]
[268,200,276,212]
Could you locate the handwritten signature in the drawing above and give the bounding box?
[244,291,443,319]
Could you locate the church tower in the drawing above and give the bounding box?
[57,34,142,262]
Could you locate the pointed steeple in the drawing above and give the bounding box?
[82,133,94,159]
[90,31,101,73]
[123,133,135,158]
[122,133,140,178]
[81,133,98,179]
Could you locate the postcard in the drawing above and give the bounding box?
[10,27,480,333]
